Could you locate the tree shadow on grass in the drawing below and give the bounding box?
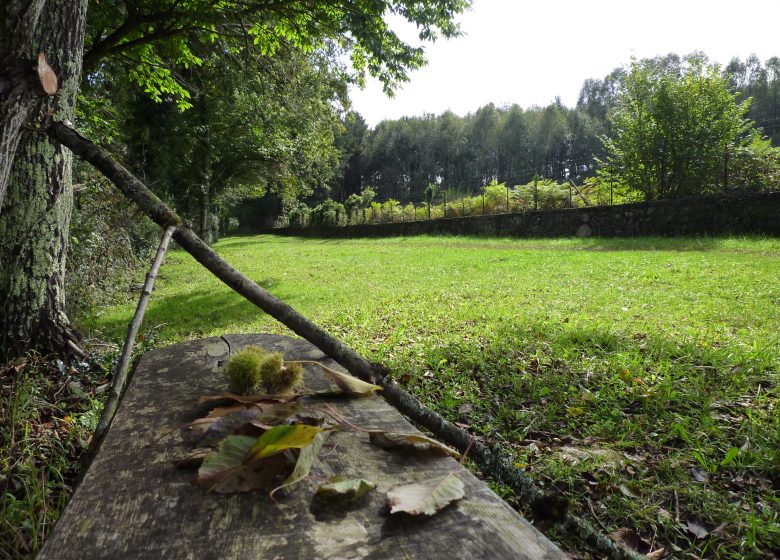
[93,284,299,341]
[249,233,767,253]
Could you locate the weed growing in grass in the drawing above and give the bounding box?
[84,234,780,558]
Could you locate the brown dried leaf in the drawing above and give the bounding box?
[685,519,710,539]
[195,435,291,493]
[645,548,668,560]
[387,473,465,515]
[312,362,382,395]
[174,448,211,469]
[198,409,265,447]
[368,431,460,458]
[608,527,651,554]
[197,391,293,406]
[205,402,254,419]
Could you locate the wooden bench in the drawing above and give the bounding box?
[39,334,565,559]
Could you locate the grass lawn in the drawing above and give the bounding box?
[85,234,779,558]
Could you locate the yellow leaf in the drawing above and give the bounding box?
[249,424,324,460]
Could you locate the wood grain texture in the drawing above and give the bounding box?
[39,334,565,560]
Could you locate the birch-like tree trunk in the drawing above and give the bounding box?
[0,0,87,361]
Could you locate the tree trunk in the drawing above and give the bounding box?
[199,185,211,243]
[0,0,88,361]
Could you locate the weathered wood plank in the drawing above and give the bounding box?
[39,334,565,559]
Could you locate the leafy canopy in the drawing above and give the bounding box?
[85,0,471,108]
[603,55,752,200]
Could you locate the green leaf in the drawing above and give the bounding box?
[316,477,375,501]
[387,473,465,515]
[269,430,332,499]
[720,446,739,467]
[196,435,290,493]
[248,424,324,460]
[368,431,460,458]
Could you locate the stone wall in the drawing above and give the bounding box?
[269,191,780,238]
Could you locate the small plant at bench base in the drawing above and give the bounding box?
[224,346,303,395]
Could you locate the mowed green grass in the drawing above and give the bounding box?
[85,235,779,558]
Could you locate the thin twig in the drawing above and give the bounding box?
[588,498,610,533]
[91,226,175,451]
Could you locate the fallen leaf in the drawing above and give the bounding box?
[691,468,709,483]
[368,431,460,458]
[270,430,333,499]
[196,435,290,493]
[387,473,465,515]
[199,409,265,447]
[197,392,293,406]
[316,477,376,501]
[205,402,254,419]
[618,483,640,498]
[608,527,651,554]
[646,548,667,560]
[457,403,475,415]
[174,448,211,469]
[312,362,382,395]
[711,521,729,536]
[248,424,325,460]
[685,519,709,539]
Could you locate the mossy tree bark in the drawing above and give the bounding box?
[0,0,88,361]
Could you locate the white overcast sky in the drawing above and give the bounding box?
[349,0,780,127]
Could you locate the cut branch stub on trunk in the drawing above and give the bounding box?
[36,52,58,95]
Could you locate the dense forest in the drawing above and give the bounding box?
[68,51,780,235]
[325,53,780,208]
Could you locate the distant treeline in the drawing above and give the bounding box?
[327,53,780,205]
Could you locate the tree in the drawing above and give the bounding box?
[603,56,752,200]
[0,0,470,361]
[423,182,438,219]
[332,112,369,201]
[1,0,89,358]
[121,44,343,242]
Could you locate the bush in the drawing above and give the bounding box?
[67,171,158,322]
[287,203,311,227]
[728,135,780,192]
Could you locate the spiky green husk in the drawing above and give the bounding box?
[264,361,304,395]
[224,346,268,394]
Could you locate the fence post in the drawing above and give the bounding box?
[534,176,538,211]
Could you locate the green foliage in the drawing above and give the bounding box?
[287,203,311,228]
[310,198,346,226]
[728,134,780,191]
[66,170,159,322]
[342,52,780,210]
[1,356,108,558]
[85,0,471,108]
[603,56,752,200]
[343,194,363,224]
